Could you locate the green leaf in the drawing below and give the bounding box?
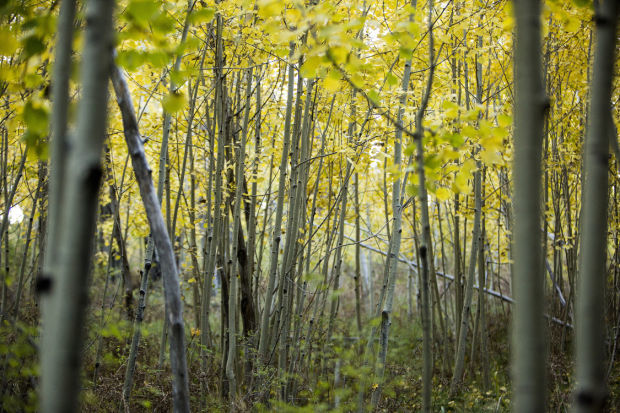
[22,100,49,136]
[126,0,160,26]
[175,37,201,56]
[23,131,48,160]
[190,7,215,24]
[21,35,45,59]
[151,13,176,35]
[367,89,381,106]
[446,132,464,148]
[24,73,44,88]
[386,72,399,87]
[144,50,169,68]
[116,49,146,71]
[404,143,416,157]
[405,183,419,197]
[424,153,441,170]
[170,69,189,86]
[399,47,413,60]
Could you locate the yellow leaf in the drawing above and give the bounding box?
[565,16,581,33]
[435,187,451,202]
[497,113,512,128]
[258,0,283,18]
[327,46,348,64]
[462,125,477,139]
[301,55,323,78]
[323,77,340,92]
[480,135,503,152]
[453,170,472,194]
[502,16,514,32]
[480,149,503,165]
[462,158,477,174]
[442,100,459,119]
[285,8,302,25]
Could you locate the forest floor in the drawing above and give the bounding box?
[2,289,618,412]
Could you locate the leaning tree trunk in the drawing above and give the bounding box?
[111,64,191,413]
[40,0,114,411]
[511,0,547,411]
[120,25,192,401]
[575,1,618,411]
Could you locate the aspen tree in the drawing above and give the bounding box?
[202,11,227,386]
[412,2,436,409]
[450,165,481,395]
[112,63,191,413]
[258,43,296,363]
[512,0,547,411]
[370,0,422,408]
[41,0,115,410]
[37,0,74,314]
[227,66,253,397]
[576,0,618,411]
[451,27,485,394]
[121,3,194,400]
[12,174,42,322]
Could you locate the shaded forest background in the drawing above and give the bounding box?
[0,0,619,411]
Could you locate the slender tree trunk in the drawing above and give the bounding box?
[511,0,547,411]
[370,0,425,408]
[202,14,227,392]
[36,0,74,318]
[412,2,434,410]
[451,166,481,394]
[40,0,114,411]
[111,64,191,413]
[575,1,618,411]
[12,174,42,322]
[354,171,363,333]
[227,67,253,398]
[258,43,296,364]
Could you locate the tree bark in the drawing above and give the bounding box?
[575,1,618,411]
[40,0,114,410]
[511,0,547,411]
[111,64,191,413]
